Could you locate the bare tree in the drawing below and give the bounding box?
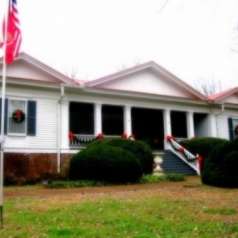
[65,67,80,80]
[194,77,222,96]
[157,0,169,14]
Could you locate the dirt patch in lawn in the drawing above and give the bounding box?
[4,176,238,206]
[3,176,238,225]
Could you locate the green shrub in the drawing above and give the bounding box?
[140,174,166,183]
[69,144,143,183]
[181,137,228,158]
[45,180,105,189]
[140,173,185,184]
[164,173,185,182]
[89,139,154,174]
[202,139,238,188]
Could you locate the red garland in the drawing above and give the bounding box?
[68,131,76,142]
[121,133,128,139]
[96,133,104,140]
[165,135,175,141]
[197,155,205,171]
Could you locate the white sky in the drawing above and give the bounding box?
[1,0,238,90]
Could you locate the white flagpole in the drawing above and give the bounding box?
[0,0,10,228]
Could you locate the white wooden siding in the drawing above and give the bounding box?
[3,86,60,152]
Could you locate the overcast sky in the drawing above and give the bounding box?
[1,0,238,90]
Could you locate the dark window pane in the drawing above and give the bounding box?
[171,111,187,138]
[102,105,123,135]
[70,102,94,134]
[132,107,164,150]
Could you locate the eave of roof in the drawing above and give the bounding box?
[0,52,81,86]
[208,87,238,102]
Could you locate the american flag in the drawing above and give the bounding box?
[1,0,22,64]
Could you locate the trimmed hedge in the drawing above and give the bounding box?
[201,139,238,187]
[69,144,143,183]
[181,137,228,158]
[88,139,154,174]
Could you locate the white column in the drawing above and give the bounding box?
[124,105,132,136]
[61,100,69,150]
[163,109,172,149]
[186,111,195,138]
[209,113,217,137]
[94,103,102,135]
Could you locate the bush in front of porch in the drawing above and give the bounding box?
[88,138,154,175]
[91,138,154,174]
[181,137,228,158]
[202,139,238,188]
[182,137,238,187]
[69,143,143,183]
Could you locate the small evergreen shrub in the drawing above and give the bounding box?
[165,173,185,182]
[202,139,238,187]
[181,137,228,158]
[45,180,105,189]
[140,173,185,183]
[69,144,143,183]
[89,138,154,174]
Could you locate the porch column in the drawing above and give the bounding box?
[186,111,195,138]
[163,109,171,149]
[94,103,102,135]
[124,105,132,136]
[61,100,69,149]
[208,113,217,137]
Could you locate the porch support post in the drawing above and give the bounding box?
[124,105,132,136]
[163,109,171,149]
[208,113,217,137]
[186,111,195,138]
[94,103,102,135]
[61,100,69,149]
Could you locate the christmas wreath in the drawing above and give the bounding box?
[12,109,25,123]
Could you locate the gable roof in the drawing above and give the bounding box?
[0,52,79,86]
[208,87,238,102]
[86,61,206,100]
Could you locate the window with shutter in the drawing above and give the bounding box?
[8,99,27,135]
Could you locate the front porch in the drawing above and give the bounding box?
[68,101,216,150]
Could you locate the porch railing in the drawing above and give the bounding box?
[165,135,201,175]
[69,133,121,148]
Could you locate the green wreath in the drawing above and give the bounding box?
[12,109,25,123]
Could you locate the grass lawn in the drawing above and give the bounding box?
[1,176,238,238]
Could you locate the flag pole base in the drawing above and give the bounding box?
[0,205,3,228]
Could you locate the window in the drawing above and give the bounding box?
[69,102,94,134]
[171,111,188,138]
[228,118,238,140]
[102,105,123,135]
[8,99,27,135]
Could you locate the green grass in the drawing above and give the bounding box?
[1,197,237,238]
[1,177,238,238]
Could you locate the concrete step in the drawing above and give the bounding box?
[153,150,197,175]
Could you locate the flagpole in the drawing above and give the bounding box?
[0,0,10,228]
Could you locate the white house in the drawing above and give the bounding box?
[1,53,238,176]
